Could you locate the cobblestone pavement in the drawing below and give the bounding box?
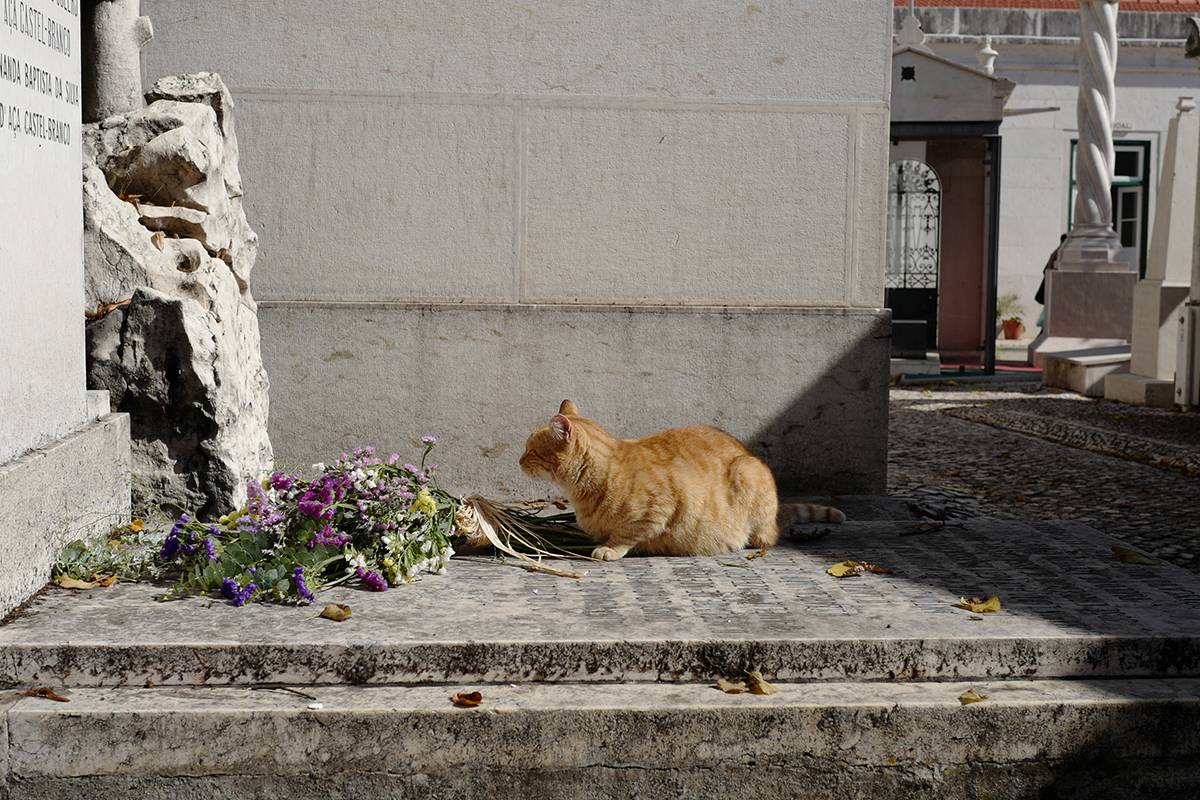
[888,382,1200,572]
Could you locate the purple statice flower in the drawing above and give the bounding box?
[356,567,389,592]
[159,532,181,561]
[270,470,294,492]
[388,453,400,465]
[204,537,218,561]
[309,524,353,550]
[233,582,257,606]
[221,577,257,606]
[402,463,418,474]
[421,435,437,445]
[292,566,315,603]
[179,513,191,524]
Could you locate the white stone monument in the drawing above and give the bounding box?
[1033,0,1138,383]
[0,0,131,615]
[1105,97,1197,407]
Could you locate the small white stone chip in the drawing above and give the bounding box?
[307,702,324,710]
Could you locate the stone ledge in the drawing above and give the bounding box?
[3,680,1199,798]
[3,520,1199,687]
[0,415,131,618]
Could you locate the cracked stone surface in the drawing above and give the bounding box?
[2,519,1199,687]
[889,383,1200,572]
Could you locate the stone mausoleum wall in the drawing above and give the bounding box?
[0,0,130,616]
[143,0,894,498]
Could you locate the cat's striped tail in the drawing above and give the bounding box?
[778,502,846,526]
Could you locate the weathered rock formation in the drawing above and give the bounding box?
[83,72,271,518]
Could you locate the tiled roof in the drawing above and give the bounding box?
[894,0,1200,10]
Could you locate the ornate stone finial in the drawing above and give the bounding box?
[977,36,998,75]
[1059,0,1123,265]
[896,1,932,53]
[1180,96,1198,114]
[83,0,155,123]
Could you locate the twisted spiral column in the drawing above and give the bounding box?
[1072,0,1119,230]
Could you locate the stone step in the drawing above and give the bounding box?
[2,520,1200,687]
[2,679,1199,798]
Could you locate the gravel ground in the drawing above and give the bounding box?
[888,382,1200,572]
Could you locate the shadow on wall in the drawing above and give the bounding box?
[749,313,892,498]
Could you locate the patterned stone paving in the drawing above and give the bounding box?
[2,518,1199,686]
[889,383,1200,571]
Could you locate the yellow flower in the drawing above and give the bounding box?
[411,489,437,516]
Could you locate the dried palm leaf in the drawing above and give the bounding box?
[460,496,596,578]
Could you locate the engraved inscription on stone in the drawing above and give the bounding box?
[1,0,80,150]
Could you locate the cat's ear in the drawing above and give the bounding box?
[559,399,579,416]
[551,414,573,440]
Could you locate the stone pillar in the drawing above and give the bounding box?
[1175,20,1200,408]
[82,0,153,123]
[1105,98,1197,406]
[1032,0,1136,370]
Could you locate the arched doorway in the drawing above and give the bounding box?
[886,159,942,355]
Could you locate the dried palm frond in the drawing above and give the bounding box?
[459,496,596,578]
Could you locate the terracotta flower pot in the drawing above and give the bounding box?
[1000,319,1024,340]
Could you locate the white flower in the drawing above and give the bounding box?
[381,536,392,545]
[313,462,326,471]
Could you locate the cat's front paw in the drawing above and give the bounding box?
[591,545,626,561]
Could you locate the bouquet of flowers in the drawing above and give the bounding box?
[54,439,597,606]
[157,440,456,605]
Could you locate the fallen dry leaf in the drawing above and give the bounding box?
[451,691,483,708]
[958,688,989,705]
[55,575,99,590]
[715,678,748,694]
[826,560,894,578]
[551,497,570,510]
[745,671,779,696]
[20,687,70,703]
[129,518,146,532]
[150,231,166,251]
[89,575,119,588]
[826,560,863,578]
[84,298,132,322]
[746,546,769,561]
[318,603,352,622]
[955,596,1001,614]
[1112,545,1161,565]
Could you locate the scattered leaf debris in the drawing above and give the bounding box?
[746,546,769,561]
[55,575,99,590]
[745,671,779,695]
[716,672,780,695]
[20,687,70,703]
[151,231,166,251]
[958,688,989,705]
[1112,545,1162,565]
[318,603,352,622]
[451,691,483,708]
[826,560,894,578]
[955,596,1001,614]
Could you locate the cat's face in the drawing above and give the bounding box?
[519,401,579,481]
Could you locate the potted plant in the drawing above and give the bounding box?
[1000,315,1024,340]
[995,294,1025,340]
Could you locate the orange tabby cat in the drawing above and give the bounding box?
[519,400,844,560]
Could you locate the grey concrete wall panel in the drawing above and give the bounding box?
[260,303,889,498]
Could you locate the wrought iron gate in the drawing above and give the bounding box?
[886,159,941,290]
